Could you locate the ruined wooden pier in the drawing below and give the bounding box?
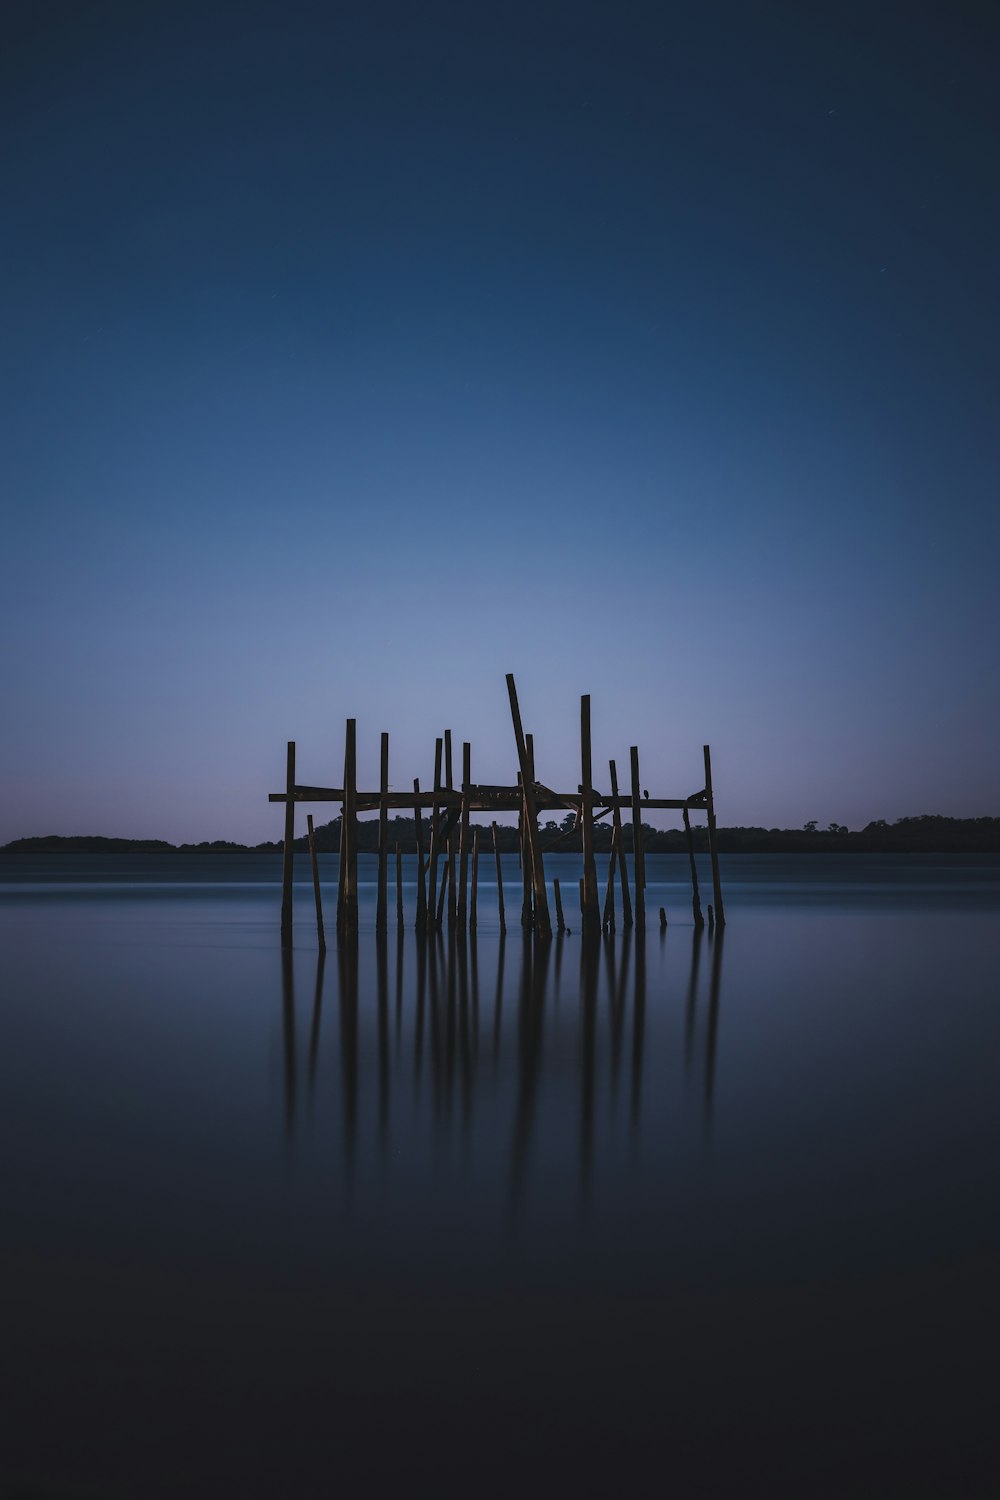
[270,674,725,944]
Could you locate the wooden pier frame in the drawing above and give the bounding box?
[271,677,723,944]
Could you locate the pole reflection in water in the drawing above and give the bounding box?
[278,927,726,1217]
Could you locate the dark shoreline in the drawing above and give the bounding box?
[4,815,1000,859]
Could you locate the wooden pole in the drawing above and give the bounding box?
[609,759,633,929]
[376,732,389,936]
[281,740,295,947]
[492,821,506,933]
[683,807,705,928]
[470,828,479,931]
[444,729,457,927]
[630,746,646,932]
[427,738,443,932]
[659,906,668,931]
[395,842,404,931]
[505,675,552,936]
[457,741,471,928]
[341,719,358,935]
[307,813,326,952]
[602,824,618,932]
[517,774,532,929]
[553,878,566,934]
[703,745,726,927]
[336,796,346,931]
[580,695,601,935]
[413,777,427,929]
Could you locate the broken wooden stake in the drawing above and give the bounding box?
[307,813,326,952]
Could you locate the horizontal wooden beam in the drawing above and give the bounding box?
[269,785,706,813]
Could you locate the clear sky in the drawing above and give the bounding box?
[2,0,998,843]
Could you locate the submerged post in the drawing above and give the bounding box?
[427,738,443,932]
[340,719,359,935]
[505,675,552,937]
[609,759,633,929]
[683,807,705,928]
[444,729,457,927]
[602,823,618,932]
[630,746,646,933]
[492,821,506,933]
[376,732,389,936]
[580,695,601,936]
[553,878,566,934]
[457,741,471,928]
[413,778,427,929]
[307,813,326,953]
[703,745,725,928]
[281,740,295,947]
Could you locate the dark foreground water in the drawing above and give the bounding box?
[2,853,999,1497]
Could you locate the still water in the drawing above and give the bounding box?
[2,853,999,1496]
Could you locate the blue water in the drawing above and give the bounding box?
[1,853,998,1496]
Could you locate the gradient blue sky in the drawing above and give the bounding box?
[2,0,998,843]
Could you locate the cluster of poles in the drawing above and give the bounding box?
[271,674,726,950]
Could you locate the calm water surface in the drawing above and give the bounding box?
[2,854,999,1496]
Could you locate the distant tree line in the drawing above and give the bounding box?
[7,814,1000,855]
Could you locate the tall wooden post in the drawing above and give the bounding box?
[517,775,532,929]
[492,821,506,933]
[281,740,295,947]
[703,745,725,928]
[602,823,618,932]
[336,797,346,931]
[630,746,646,932]
[427,738,443,932]
[580,695,601,935]
[376,732,389,936]
[457,741,471,928]
[413,777,427,929]
[609,759,633,928]
[553,878,566,934]
[470,828,479,931]
[683,806,705,928]
[341,719,358,935]
[444,729,457,927]
[307,813,326,953]
[505,675,552,936]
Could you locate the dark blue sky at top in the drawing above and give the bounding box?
[1,0,997,841]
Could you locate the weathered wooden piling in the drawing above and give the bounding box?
[602,824,618,932]
[444,729,457,927]
[336,787,346,931]
[630,746,646,933]
[427,738,443,932]
[659,906,668,931]
[340,719,358,935]
[470,828,479,931]
[703,745,725,928]
[580,695,602,936]
[553,878,566,933]
[457,741,472,928]
[413,778,427,928]
[376,732,389,936]
[395,841,404,931]
[281,740,296,947]
[506,675,552,936]
[492,821,506,933]
[608,759,633,929]
[307,813,326,952]
[683,807,705,928]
